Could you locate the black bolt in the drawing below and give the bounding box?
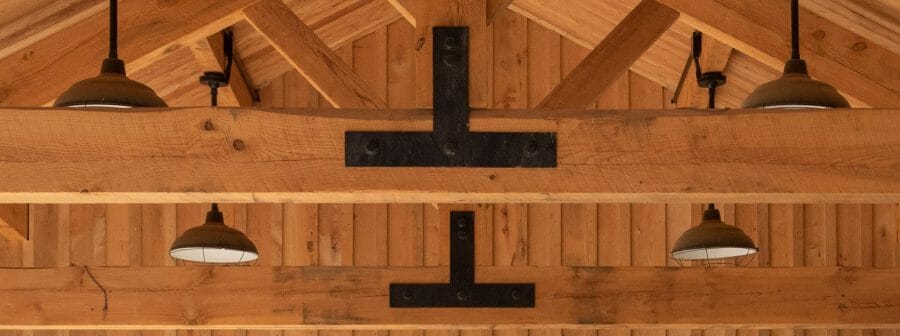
[443,37,457,50]
[524,140,540,157]
[456,230,468,240]
[443,141,458,156]
[232,139,245,151]
[401,290,413,301]
[364,139,380,155]
[456,290,469,301]
[443,54,460,67]
[510,289,521,301]
[203,120,215,131]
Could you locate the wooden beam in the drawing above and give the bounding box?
[538,0,679,109]
[0,0,259,107]
[387,0,415,27]
[242,0,387,109]
[0,107,898,203]
[655,0,900,108]
[0,204,27,240]
[189,33,256,107]
[0,266,897,329]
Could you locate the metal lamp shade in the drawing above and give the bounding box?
[671,206,758,261]
[742,59,849,109]
[169,206,258,264]
[54,58,167,108]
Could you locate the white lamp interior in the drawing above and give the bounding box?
[672,247,758,261]
[170,247,259,264]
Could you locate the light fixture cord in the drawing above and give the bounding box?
[108,0,118,59]
[791,0,800,60]
[708,84,717,109]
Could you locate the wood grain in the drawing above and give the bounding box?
[242,0,386,109]
[0,107,897,202]
[0,266,898,328]
[538,0,678,109]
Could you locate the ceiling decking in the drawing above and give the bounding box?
[0,0,896,109]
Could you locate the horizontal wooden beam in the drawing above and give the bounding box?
[0,266,897,329]
[0,107,898,203]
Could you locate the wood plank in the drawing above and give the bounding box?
[387,0,415,27]
[189,32,256,107]
[0,266,898,328]
[233,0,403,89]
[509,0,693,95]
[0,0,106,60]
[242,0,387,109]
[487,0,515,24]
[656,0,899,107]
[0,204,28,240]
[0,107,899,203]
[0,0,258,106]
[538,0,678,109]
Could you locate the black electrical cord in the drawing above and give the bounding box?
[791,0,800,60]
[109,0,118,59]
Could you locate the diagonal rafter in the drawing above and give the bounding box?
[656,0,899,107]
[242,0,387,109]
[0,0,260,107]
[538,0,679,109]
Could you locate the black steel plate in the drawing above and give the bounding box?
[345,131,557,167]
[389,283,535,308]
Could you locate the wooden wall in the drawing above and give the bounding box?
[0,8,897,336]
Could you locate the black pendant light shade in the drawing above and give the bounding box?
[671,204,758,261]
[742,59,849,109]
[169,204,258,264]
[742,0,848,109]
[54,0,166,108]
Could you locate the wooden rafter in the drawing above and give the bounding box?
[0,107,898,203]
[537,0,679,109]
[0,0,260,107]
[189,32,256,107]
[656,0,900,107]
[0,0,106,60]
[1,266,898,328]
[243,0,387,109]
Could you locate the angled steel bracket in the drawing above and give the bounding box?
[345,27,556,167]
[389,211,535,308]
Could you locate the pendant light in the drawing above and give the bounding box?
[671,204,758,262]
[742,0,849,108]
[169,203,259,264]
[54,0,167,108]
[169,54,256,264]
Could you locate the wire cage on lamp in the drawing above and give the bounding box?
[671,204,758,266]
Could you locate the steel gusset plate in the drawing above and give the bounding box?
[345,132,556,167]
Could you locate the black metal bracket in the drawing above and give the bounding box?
[345,27,556,167]
[390,211,535,308]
